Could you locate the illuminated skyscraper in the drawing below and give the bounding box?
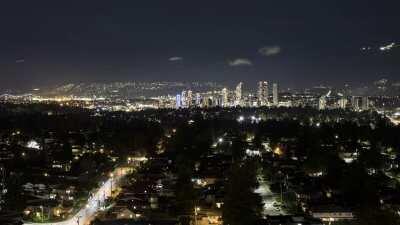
[362,96,369,111]
[257,81,268,106]
[181,91,187,108]
[222,88,229,107]
[352,96,360,110]
[338,98,348,109]
[319,96,327,110]
[272,83,278,106]
[176,94,182,108]
[195,93,201,106]
[235,82,243,106]
[187,90,193,107]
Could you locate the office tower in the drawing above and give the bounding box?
[319,96,327,110]
[216,96,223,107]
[176,94,182,108]
[351,96,360,111]
[272,83,279,106]
[235,82,243,106]
[181,91,187,108]
[203,97,214,108]
[208,98,213,107]
[187,90,193,107]
[257,81,269,106]
[338,98,348,109]
[362,96,369,111]
[222,88,229,107]
[195,93,201,107]
[201,97,208,108]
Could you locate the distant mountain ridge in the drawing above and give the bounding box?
[39,81,223,98]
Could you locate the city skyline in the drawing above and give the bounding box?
[2,2,400,225]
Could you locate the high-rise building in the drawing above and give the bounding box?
[272,83,279,106]
[362,96,369,111]
[338,98,348,109]
[176,94,182,108]
[216,96,223,107]
[187,90,193,107]
[235,82,243,106]
[222,88,229,107]
[195,93,201,106]
[351,96,360,110]
[181,91,187,108]
[257,81,269,106]
[319,96,327,110]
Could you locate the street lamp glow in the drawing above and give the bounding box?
[274,147,283,156]
[218,138,224,143]
[237,116,244,122]
[23,166,131,225]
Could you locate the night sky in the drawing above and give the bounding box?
[0,1,399,90]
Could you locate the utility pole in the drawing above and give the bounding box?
[194,207,200,225]
[40,205,44,222]
[103,190,106,208]
[77,215,82,225]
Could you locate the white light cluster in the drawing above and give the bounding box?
[380,42,396,51]
[26,140,40,150]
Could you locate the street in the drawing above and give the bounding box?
[23,167,131,225]
[254,175,285,216]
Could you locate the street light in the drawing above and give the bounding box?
[77,215,82,225]
[39,205,44,222]
[104,188,107,200]
[194,207,200,225]
[110,173,114,195]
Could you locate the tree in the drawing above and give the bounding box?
[54,141,73,162]
[354,207,400,225]
[174,161,197,225]
[231,137,246,162]
[223,160,263,225]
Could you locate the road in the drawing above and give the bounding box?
[388,116,400,126]
[254,175,285,216]
[23,167,131,225]
[376,110,400,126]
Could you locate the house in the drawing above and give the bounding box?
[309,205,354,222]
[116,208,138,220]
[257,215,323,225]
[92,218,178,225]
